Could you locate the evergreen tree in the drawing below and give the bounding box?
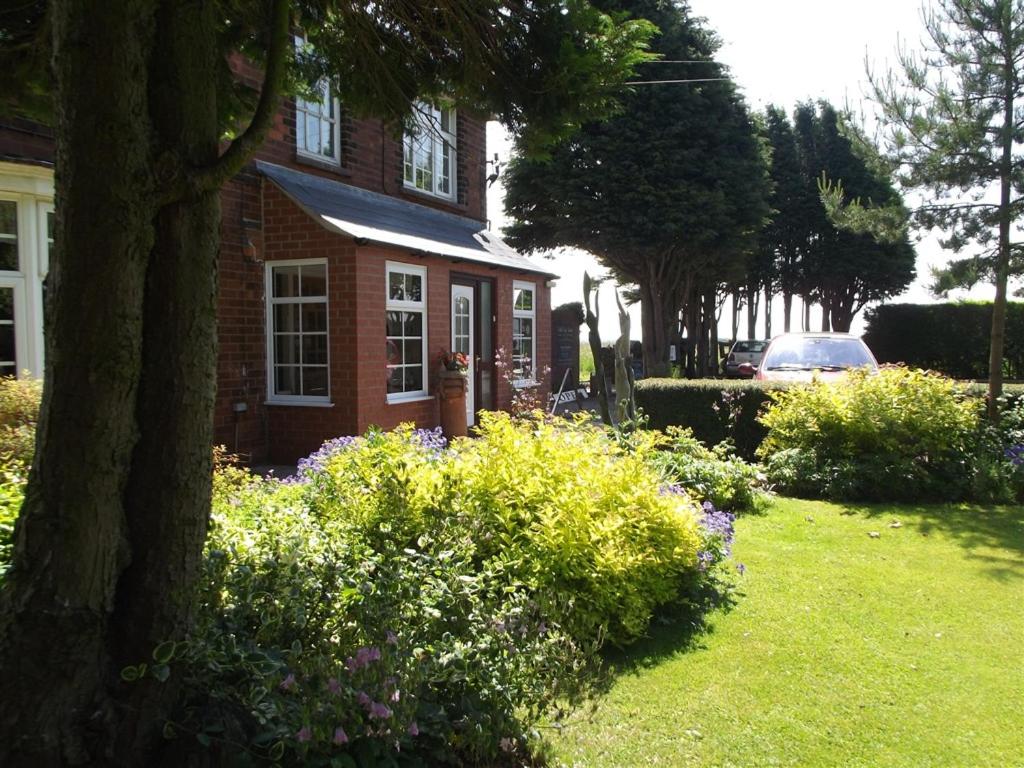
[869,0,1024,416]
[502,0,770,375]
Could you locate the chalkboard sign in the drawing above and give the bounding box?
[550,308,581,391]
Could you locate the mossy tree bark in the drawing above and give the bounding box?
[0,1,287,764]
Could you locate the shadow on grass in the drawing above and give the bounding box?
[592,577,741,694]
[843,501,1024,582]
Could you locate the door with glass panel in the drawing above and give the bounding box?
[451,284,474,424]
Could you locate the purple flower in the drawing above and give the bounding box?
[279,673,296,692]
[326,677,341,695]
[332,726,349,745]
[407,721,420,737]
[296,726,312,743]
[736,563,746,575]
[369,701,393,720]
[357,691,371,708]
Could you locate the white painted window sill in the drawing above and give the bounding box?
[264,399,335,408]
[387,394,434,405]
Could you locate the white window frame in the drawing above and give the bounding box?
[512,280,537,387]
[403,103,457,201]
[294,35,341,163]
[385,261,429,403]
[264,258,331,405]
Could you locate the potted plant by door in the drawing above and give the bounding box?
[438,350,469,438]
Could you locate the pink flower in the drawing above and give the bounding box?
[332,726,349,745]
[357,691,371,708]
[390,689,401,703]
[326,677,341,695]
[279,673,296,692]
[296,726,312,743]
[407,721,420,737]
[369,701,393,720]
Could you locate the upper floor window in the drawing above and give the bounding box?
[403,103,456,200]
[265,259,330,403]
[386,261,428,402]
[294,35,341,163]
[512,281,536,385]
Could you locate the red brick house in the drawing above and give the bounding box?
[0,61,554,464]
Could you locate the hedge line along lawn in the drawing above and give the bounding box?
[548,497,1024,768]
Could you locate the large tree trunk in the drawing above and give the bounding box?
[783,291,793,333]
[639,277,673,377]
[0,2,223,764]
[745,284,758,339]
[820,293,832,332]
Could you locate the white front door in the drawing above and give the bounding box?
[451,284,475,425]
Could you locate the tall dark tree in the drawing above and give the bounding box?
[868,0,1024,417]
[793,102,916,332]
[502,0,770,376]
[0,2,652,764]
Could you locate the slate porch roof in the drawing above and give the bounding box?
[255,160,557,279]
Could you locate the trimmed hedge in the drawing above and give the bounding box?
[635,379,784,460]
[864,302,1024,379]
[636,377,1024,459]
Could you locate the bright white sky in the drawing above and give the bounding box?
[486,0,998,342]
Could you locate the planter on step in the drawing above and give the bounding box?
[438,369,468,438]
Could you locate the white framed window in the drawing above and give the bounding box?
[403,103,456,200]
[265,259,330,404]
[294,35,341,162]
[512,280,536,385]
[386,261,428,402]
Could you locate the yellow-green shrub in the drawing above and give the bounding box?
[758,367,979,501]
[0,376,41,465]
[447,413,703,646]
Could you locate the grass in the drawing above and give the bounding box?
[549,497,1024,767]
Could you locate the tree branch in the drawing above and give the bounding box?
[189,0,290,197]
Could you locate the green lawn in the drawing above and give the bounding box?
[549,498,1024,767]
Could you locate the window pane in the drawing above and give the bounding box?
[302,334,328,365]
[274,303,300,333]
[301,301,327,333]
[403,311,422,336]
[0,324,13,365]
[386,311,403,337]
[479,282,493,358]
[514,287,533,312]
[387,366,404,394]
[273,266,300,298]
[0,243,17,272]
[0,201,15,236]
[274,334,300,365]
[403,340,422,365]
[301,263,327,297]
[275,366,301,395]
[389,271,406,301]
[405,274,422,302]
[0,287,12,322]
[403,366,423,392]
[303,366,328,395]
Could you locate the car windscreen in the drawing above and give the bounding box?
[762,337,875,370]
[733,341,767,353]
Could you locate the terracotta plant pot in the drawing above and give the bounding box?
[438,369,468,438]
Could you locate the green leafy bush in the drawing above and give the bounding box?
[758,367,981,501]
[634,378,782,459]
[651,427,764,514]
[0,375,42,465]
[145,417,721,765]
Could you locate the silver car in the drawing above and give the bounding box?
[724,339,768,378]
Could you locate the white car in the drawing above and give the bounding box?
[724,340,768,378]
[743,333,878,382]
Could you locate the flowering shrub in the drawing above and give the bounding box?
[0,376,40,585]
[144,417,727,765]
[654,427,764,513]
[758,367,982,501]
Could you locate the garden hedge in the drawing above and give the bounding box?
[864,302,1024,379]
[635,376,1024,459]
[635,379,784,460]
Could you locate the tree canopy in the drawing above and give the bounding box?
[502,0,770,374]
[867,0,1024,413]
